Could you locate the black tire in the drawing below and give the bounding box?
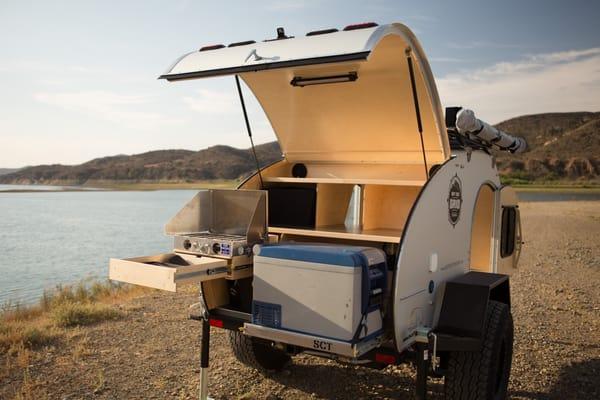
[228,331,291,372]
[444,300,514,400]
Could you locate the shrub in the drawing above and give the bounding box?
[51,302,123,328]
[0,324,58,352]
[500,171,533,185]
[20,327,57,348]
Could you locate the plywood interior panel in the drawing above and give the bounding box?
[362,185,421,231]
[295,163,427,182]
[241,33,448,165]
[109,253,227,292]
[280,233,381,248]
[315,183,354,227]
[202,279,230,310]
[269,225,400,243]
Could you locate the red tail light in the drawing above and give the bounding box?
[375,353,397,365]
[209,318,224,328]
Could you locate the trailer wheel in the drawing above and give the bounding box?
[444,300,513,400]
[228,331,291,372]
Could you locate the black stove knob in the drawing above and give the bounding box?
[212,242,221,254]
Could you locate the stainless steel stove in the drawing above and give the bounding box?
[165,189,267,261]
[174,232,250,259]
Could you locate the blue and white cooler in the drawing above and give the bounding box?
[252,244,387,343]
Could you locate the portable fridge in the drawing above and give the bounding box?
[252,244,387,342]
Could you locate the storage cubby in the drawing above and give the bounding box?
[315,183,354,227]
[267,181,421,243]
[261,162,427,186]
[362,185,421,232]
[267,183,317,229]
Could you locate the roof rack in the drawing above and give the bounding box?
[306,28,339,36]
[199,44,225,52]
[343,22,378,31]
[228,40,256,47]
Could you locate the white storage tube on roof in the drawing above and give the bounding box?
[455,108,527,153]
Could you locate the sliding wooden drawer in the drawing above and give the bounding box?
[109,253,228,292]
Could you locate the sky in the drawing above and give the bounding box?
[1,0,599,167]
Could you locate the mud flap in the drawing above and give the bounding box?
[433,271,509,351]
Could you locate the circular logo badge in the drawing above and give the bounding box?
[447,174,463,227]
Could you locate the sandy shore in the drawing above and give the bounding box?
[1,201,599,399]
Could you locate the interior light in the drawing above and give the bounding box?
[290,72,358,87]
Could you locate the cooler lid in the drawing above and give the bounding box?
[256,244,384,267]
[160,23,450,165]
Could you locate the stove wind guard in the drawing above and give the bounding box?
[166,189,267,262]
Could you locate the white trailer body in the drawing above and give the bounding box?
[110,22,524,400]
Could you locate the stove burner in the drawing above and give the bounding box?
[173,232,250,259]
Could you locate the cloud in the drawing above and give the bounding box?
[527,48,600,64]
[33,90,182,128]
[183,89,238,114]
[436,47,600,123]
[447,41,530,50]
[429,57,467,63]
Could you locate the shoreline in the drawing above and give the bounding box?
[1,181,599,193]
[0,180,238,192]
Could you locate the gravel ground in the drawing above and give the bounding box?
[1,201,598,400]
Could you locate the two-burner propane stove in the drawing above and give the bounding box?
[174,232,251,258]
[166,189,267,267]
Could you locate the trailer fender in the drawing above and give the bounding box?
[433,271,509,350]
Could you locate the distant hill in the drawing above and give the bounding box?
[494,112,599,183]
[0,142,282,185]
[1,112,598,185]
[0,168,19,176]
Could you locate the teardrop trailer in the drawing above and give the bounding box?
[109,22,526,400]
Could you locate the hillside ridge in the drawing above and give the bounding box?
[0,142,282,185]
[1,112,598,185]
[494,111,599,183]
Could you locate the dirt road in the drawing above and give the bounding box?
[1,201,598,399]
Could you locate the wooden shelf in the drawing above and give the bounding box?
[263,177,425,186]
[268,225,402,243]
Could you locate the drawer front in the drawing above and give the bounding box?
[109,253,228,292]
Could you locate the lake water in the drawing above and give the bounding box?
[0,184,102,192]
[0,186,598,306]
[0,189,198,306]
[516,190,600,202]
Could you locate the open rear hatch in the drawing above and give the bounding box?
[160,23,450,168]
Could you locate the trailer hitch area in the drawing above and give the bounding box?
[414,327,439,372]
[429,332,439,372]
[189,302,208,321]
[414,327,441,400]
